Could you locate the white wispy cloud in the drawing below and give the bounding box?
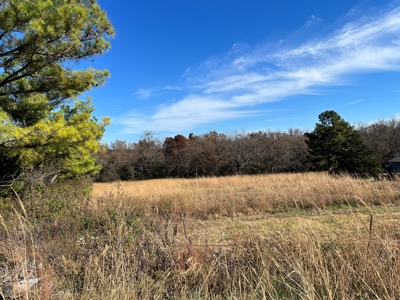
[118,95,262,133]
[303,15,323,28]
[119,5,400,134]
[134,88,153,100]
[165,85,184,91]
[347,100,363,105]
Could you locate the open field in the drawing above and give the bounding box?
[92,173,400,244]
[2,173,400,299]
[92,172,400,217]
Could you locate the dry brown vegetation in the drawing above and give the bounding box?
[1,173,400,299]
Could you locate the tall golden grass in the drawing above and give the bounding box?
[1,172,400,299]
[92,172,399,218]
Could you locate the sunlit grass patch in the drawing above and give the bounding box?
[1,172,400,299]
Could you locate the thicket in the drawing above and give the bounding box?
[96,116,400,182]
[96,129,309,181]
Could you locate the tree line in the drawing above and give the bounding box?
[96,129,309,181]
[1,1,399,189]
[96,112,400,182]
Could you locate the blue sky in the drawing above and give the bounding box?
[87,0,400,143]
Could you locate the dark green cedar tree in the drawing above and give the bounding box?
[305,110,381,175]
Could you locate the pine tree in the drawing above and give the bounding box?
[0,0,114,184]
[305,110,381,175]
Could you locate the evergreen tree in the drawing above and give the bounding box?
[0,0,114,184]
[305,110,381,175]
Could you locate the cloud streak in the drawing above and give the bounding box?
[134,88,153,100]
[119,95,262,133]
[347,100,363,106]
[119,5,400,134]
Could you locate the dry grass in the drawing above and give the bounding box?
[1,172,400,299]
[92,172,400,219]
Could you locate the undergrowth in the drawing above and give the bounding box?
[1,173,400,299]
